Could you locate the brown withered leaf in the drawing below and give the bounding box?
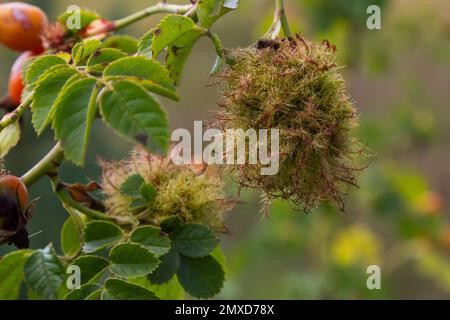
[65,181,105,211]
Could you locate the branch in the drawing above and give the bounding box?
[87,2,194,37]
[21,142,65,187]
[48,174,113,221]
[0,95,32,132]
[264,0,292,39]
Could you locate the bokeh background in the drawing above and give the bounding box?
[1,0,450,299]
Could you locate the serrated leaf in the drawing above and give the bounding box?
[109,243,159,278]
[61,216,83,258]
[72,39,102,65]
[161,216,184,234]
[103,56,179,101]
[148,248,180,285]
[31,67,78,135]
[83,221,124,253]
[137,29,156,58]
[197,0,224,28]
[25,55,68,86]
[152,15,204,57]
[164,25,204,86]
[0,250,33,300]
[131,226,171,257]
[102,35,138,54]
[71,255,110,285]
[53,78,98,166]
[100,80,170,155]
[0,122,20,158]
[141,183,157,203]
[86,48,127,73]
[173,224,217,257]
[105,279,159,300]
[149,277,185,300]
[58,7,99,32]
[177,255,224,299]
[24,245,66,300]
[65,284,101,300]
[119,173,145,198]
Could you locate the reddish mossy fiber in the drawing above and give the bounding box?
[214,36,368,212]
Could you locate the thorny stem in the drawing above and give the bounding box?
[87,2,194,37]
[265,0,292,39]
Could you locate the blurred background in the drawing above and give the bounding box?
[1,0,450,299]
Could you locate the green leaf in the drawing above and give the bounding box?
[72,39,102,65]
[137,29,156,58]
[198,0,239,28]
[165,37,200,86]
[119,173,145,198]
[58,7,99,32]
[148,248,180,285]
[71,255,110,285]
[100,80,170,155]
[131,226,171,257]
[105,279,159,300]
[109,243,159,278]
[141,183,157,203]
[83,221,124,253]
[65,284,101,300]
[173,224,217,257]
[86,48,127,73]
[0,122,20,158]
[103,56,179,101]
[60,216,83,258]
[25,55,68,86]
[24,245,66,300]
[0,250,33,300]
[152,15,204,57]
[102,35,138,54]
[161,216,184,234]
[177,255,225,299]
[31,67,78,135]
[152,15,205,85]
[53,78,98,166]
[149,277,185,300]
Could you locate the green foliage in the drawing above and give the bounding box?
[100,81,170,154]
[60,216,83,258]
[177,255,225,299]
[58,7,99,32]
[0,122,20,158]
[109,243,159,277]
[0,250,32,299]
[131,226,171,257]
[104,279,159,300]
[83,221,124,253]
[0,0,239,301]
[71,255,110,285]
[24,245,66,300]
[173,224,218,258]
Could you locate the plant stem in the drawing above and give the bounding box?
[277,0,292,38]
[264,0,292,39]
[50,177,112,221]
[0,95,32,132]
[21,142,65,187]
[111,2,193,31]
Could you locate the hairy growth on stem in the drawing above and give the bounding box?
[100,147,233,231]
[215,36,367,212]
